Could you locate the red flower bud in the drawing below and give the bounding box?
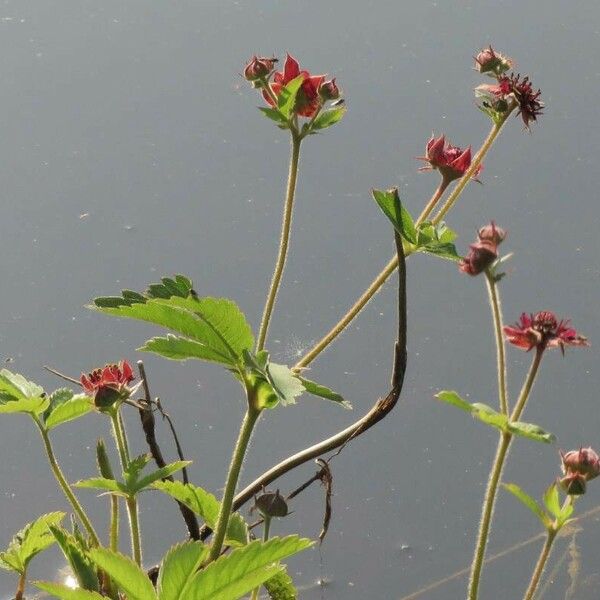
[477,222,507,246]
[559,472,587,496]
[561,448,600,481]
[417,134,482,183]
[318,78,340,101]
[474,46,513,76]
[458,221,506,276]
[244,55,276,81]
[81,360,135,411]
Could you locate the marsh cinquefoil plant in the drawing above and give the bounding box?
[0,46,592,600]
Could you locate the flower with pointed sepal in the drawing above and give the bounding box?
[81,360,136,410]
[417,134,482,183]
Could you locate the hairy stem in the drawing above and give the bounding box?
[523,530,557,600]
[109,496,119,552]
[295,115,512,369]
[126,497,142,566]
[15,571,26,600]
[209,407,261,561]
[33,418,100,546]
[485,271,508,415]
[256,133,302,351]
[415,178,451,225]
[467,348,544,599]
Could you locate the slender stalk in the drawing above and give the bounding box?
[110,411,143,565]
[522,529,557,600]
[467,432,511,600]
[295,115,513,369]
[432,108,514,225]
[209,407,261,561]
[485,271,508,415]
[256,133,302,351]
[15,571,26,600]
[109,497,119,552]
[250,516,273,600]
[415,178,451,225]
[126,497,142,566]
[33,418,100,546]
[468,348,544,600]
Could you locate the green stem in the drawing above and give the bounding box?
[109,496,119,552]
[250,516,272,600]
[415,178,451,225]
[467,432,511,600]
[467,348,544,600]
[110,411,142,565]
[522,529,557,600]
[256,133,302,352]
[33,418,100,546]
[485,271,508,415]
[209,408,261,561]
[295,115,513,370]
[432,108,514,225]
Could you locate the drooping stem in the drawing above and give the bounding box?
[467,432,511,600]
[485,271,508,415]
[209,407,261,561]
[33,417,100,546]
[295,115,513,369]
[432,107,514,225]
[468,348,544,600]
[522,529,557,600]
[110,411,142,565]
[256,133,302,351]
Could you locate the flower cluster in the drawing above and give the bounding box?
[459,221,506,276]
[559,447,600,495]
[417,134,482,183]
[81,360,135,410]
[474,46,543,129]
[503,311,588,353]
[244,53,340,120]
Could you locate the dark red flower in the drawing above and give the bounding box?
[559,447,600,495]
[474,46,513,76]
[459,221,506,276]
[417,134,482,183]
[318,78,340,101]
[503,311,588,353]
[262,54,325,118]
[244,55,276,81]
[81,360,135,409]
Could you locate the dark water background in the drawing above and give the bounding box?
[1,1,600,598]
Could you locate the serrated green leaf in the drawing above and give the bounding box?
[436,222,458,244]
[35,582,105,600]
[49,525,98,592]
[74,477,127,496]
[507,421,555,444]
[0,369,44,400]
[435,390,473,412]
[471,403,508,430]
[264,568,298,599]
[0,512,64,574]
[277,75,304,118]
[133,461,191,494]
[153,481,248,546]
[259,107,288,124]
[421,241,461,262]
[372,188,417,244]
[89,548,158,600]
[157,541,209,600]
[45,395,93,430]
[310,107,346,131]
[503,483,551,528]
[139,335,231,366]
[0,395,50,415]
[559,501,574,526]
[185,536,313,600]
[543,483,561,519]
[266,363,305,407]
[299,377,351,409]
[43,388,74,420]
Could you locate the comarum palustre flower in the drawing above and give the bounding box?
[243,55,277,82]
[81,360,136,410]
[417,134,482,183]
[503,311,588,353]
[474,46,513,77]
[459,221,506,276]
[559,447,600,496]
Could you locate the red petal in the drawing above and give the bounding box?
[283,54,300,82]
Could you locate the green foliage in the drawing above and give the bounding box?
[157,541,209,600]
[264,568,298,599]
[310,106,347,131]
[0,369,48,415]
[259,107,289,125]
[92,276,254,368]
[502,483,551,529]
[277,75,305,119]
[76,455,191,499]
[186,536,313,600]
[372,188,417,244]
[44,391,93,430]
[435,391,555,443]
[0,512,64,574]
[34,582,105,600]
[415,221,461,261]
[49,525,98,592]
[153,480,248,546]
[298,377,352,409]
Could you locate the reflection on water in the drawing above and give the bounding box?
[1,0,600,598]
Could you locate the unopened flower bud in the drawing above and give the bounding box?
[459,221,506,276]
[244,55,276,81]
[474,46,513,76]
[319,78,340,101]
[478,222,507,246]
[96,438,115,479]
[559,472,587,496]
[561,447,600,481]
[253,489,289,519]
